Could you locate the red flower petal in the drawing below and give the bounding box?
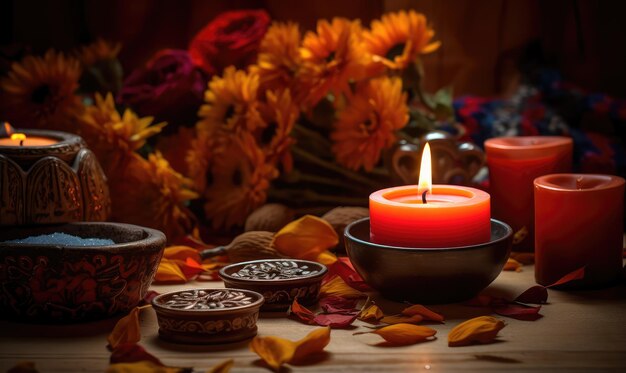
[547,267,586,288]
[319,296,358,314]
[327,258,372,291]
[494,304,542,321]
[312,312,358,328]
[514,285,548,304]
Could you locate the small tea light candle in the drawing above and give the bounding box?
[485,136,572,251]
[534,174,625,288]
[0,123,58,146]
[370,143,491,248]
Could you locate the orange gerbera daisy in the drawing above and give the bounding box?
[256,89,299,172]
[331,76,408,171]
[79,92,166,175]
[0,50,83,130]
[364,10,440,71]
[193,132,278,229]
[109,152,198,243]
[253,22,305,102]
[299,18,369,107]
[196,66,262,136]
[75,39,122,67]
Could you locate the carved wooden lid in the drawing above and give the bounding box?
[153,289,264,311]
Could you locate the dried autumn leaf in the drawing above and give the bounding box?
[503,258,522,272]
[107,307,141,350]
[494,304,542,321]
[250,335,296,371]
[154,258,187,283]
[272,215,339,261]
[105,361,189,373]
[514,285,548,304]
[358,304,384,323]
[207,359,234,373]
[547,266,586,288]
[110,343,163,366]
[250,327,331,371]
[355,323,436,345]
[291,326,331,362]
[319,276,365,299]
[401,304,444,322]
[381,314,423,325]
[448,316,506,347]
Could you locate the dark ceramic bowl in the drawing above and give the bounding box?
[345,218,512,304]
[0,222,165,322]
[152,288,264,344]
[219,259,327,311]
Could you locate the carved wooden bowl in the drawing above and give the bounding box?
[0,129,110,226]
[0,222,165,322]
[152,288,264,344]
[219,259,327,311]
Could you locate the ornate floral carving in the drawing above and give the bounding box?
[157,313,258,334]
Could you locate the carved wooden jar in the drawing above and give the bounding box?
[0,129,110,225]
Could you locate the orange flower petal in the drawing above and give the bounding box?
[358,304,384,322]
[381,314,423,325]
[319,276,365,299]
[291,326,331,362]
[316,251,338,265]
[179,257,205,279]
[448,316,506,347]
[401,304,444,322]
[207,359,234,373]
[154,258,187,283]
[355,323,436,345]
[250,335,297,371]
[272,215,338,261]
[107,307,141,350]
[503,258,522,272]
[162,245,201,263]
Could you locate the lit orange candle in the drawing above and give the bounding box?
[0,123,58,146]
[370,143,491,248]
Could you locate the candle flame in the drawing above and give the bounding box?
[418,142,432,196]
[11,133,26,141]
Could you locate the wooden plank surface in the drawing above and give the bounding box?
[1,263,625,372]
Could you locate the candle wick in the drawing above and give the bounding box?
[422,190,427,204]
[19,139,24,146]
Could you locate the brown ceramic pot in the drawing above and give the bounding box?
[0,222,165,322]
[219,259,327,311]
[152,288,264,344]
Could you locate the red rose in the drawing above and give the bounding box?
[189,9,270,74]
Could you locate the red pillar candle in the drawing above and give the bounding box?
[534,174,625,288]
[370,185,491,248]
[485,136,572,251]
[370,143,491,248]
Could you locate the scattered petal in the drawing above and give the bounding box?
[207,359,234,373]
[514,285,548,304]
[319,276,365,299]
[401,304,444,322]
[503,258,522,272]
[547,266,586,288]
[110,344,163,366]
[494,304,542,321]
[272,215,339,261]
[319,296,358,314]
[381,314,423,325]
[358,304,384,323]
[291,327,331,362]
[313,312,358,328]
[107,307,141,350]
[250,335,296,371]
[288,298,315,324]
[327,258,372,291]
[162,245,202,263]
[448,316,506,347]
[316,251,338,265]
[154,258,187,283]
[355,323,436,345]
[179,257,205,279]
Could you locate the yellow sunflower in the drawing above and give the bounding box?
[109,152,198,243]
[299,17,369,107]
[331,76,408,171]
[76,39,122,67]
[196,66,262,136]
[190,131,278,229]
[252,22,305,103]
[79,92,166,175]
[256,89,298,172]
[364,10,440,71]
[0,50,83,130]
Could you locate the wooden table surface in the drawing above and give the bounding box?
[1,264,625,372]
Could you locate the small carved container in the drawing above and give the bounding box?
[219,259,328,311]
[0,129,110,226]
[152,288,264,344]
